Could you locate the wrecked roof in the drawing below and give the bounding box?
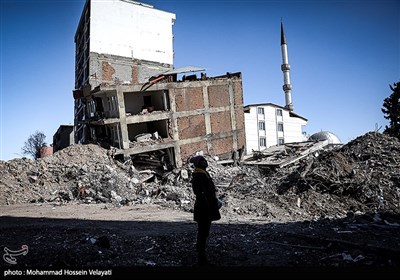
[160,66,206,75]
[243,140,330,167]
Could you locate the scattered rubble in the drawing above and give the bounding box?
[0,131,399,269]
[1,131,399,220]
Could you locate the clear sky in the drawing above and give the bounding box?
[1,0,399,161]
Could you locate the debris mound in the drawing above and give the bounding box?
[277,132,400,212]
[0,132,399,223]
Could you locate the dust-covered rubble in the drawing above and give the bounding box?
[1,131,400,270]
[1,131,399,223]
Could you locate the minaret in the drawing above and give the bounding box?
[280,19,293,111]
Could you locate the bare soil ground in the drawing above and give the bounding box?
[1,202,399,278]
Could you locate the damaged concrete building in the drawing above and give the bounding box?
[53,125,74,153]
[72,0,246,168]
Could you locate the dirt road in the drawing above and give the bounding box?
[1,202,399,278]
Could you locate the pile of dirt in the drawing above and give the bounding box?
[282,132,400,209]
[1,131,400,270]
[0,132,399,223]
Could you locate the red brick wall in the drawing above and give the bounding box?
[211,137,233,155]
[177,115,206,139]
[233,80,243,105]
[237,131,246,151]
[179,140,208,162]
[210,111,232,134]
[208,84,229,108]
[174,87,204,112]
[172,77,245,165]
[131,65,139,84]
[235,107,245,129]
[102,62,115,81]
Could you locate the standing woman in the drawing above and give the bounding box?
[190,155,221,266]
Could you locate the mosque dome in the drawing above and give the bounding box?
[308,131,341,144]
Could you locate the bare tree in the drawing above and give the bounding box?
[21,131,47,160]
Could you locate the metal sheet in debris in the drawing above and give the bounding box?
[161,66,206,75]
[242,140,329,167]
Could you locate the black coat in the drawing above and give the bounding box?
[191,168,221,222]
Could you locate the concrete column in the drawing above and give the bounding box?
[228,79,238,150]
[169,89,182,166]
[203,85,212,152]
[116,87,129,149]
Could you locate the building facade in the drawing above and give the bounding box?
[73,0,246,167]
[244,103,307,154]
[82,72,245,167]
[74,0,176,145]
[53,125,74,153]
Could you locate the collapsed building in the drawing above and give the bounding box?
[72,0,245,168]
[74,69,246,168]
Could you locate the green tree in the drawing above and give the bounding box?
[382,82,400,139]
[21,131,47,160]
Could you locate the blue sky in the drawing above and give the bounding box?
[1,0,399,161]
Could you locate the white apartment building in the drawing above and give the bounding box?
[244,103,308,155]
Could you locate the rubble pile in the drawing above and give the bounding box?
[276,132,400,212]
[0,144,134,205]
[192,132,400,221]
[0,132,399,223]
[1,132,400,269]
